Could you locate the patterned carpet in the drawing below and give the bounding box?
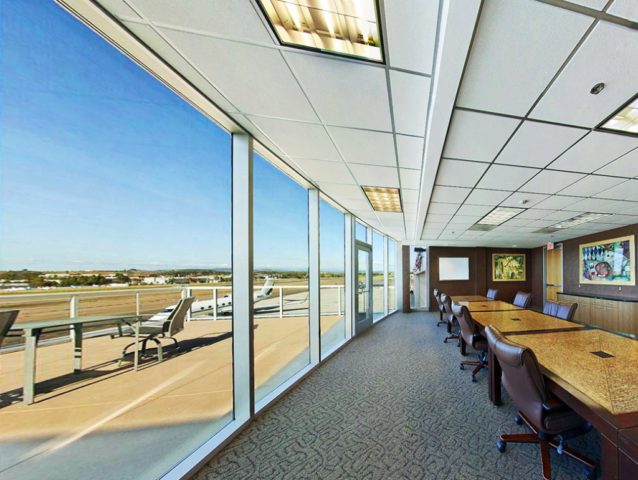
[193,312,601,480]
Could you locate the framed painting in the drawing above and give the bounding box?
[492,254,526,282]
[579,235,635,286]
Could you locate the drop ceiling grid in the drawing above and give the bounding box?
[422,0,638,247]
[106,0,444,240]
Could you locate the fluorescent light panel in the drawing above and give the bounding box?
[363,186,402,212]
[552,212,608,229]
[257,0,383,62]
[600,95,638,135]
[477,207,525,225]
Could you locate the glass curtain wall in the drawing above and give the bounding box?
[372,232,385,321]
[388,240,396,311]
[319,199,345,356]
[253,154,309,402]
[355,221,368,242]
[0,2,233,479]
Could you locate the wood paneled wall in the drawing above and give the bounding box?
[428,246,534,309]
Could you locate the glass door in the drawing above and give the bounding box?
[355,242,373,335]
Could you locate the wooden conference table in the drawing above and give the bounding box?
[467,305,638,479]
[10,314,142,405]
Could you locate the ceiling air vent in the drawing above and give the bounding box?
[468,224,497,232]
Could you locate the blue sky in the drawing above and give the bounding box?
[0,0,345,272]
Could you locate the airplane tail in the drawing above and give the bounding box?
[258,278,275,296]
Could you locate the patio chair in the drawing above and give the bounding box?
[119,296,195,364]
[0,310,20,348]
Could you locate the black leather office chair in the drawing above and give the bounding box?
[486,288,500,300]
[433,289,446,326]
[513,291,533,308]
[486,326,596,480]
[452,303,487,382]
[440,294,459,345]
[543,300,578,322]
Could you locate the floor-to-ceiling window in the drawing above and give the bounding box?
[372,232,385,321]
[319,199,345,356]
[0,1,233,479]
[253,154,309,402]
[388,240,397,311]
[355,221,368,242]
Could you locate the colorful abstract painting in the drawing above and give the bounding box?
[579,235,635,286]
[492,254,526,282]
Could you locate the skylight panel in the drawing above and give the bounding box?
[477,207,525,226]
[600,95,638,135]
[363,187,402,212]
[257,0,384,62]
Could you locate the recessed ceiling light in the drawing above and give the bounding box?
[477,207,525,226]
[600,94,638,135]
[551,212,608,229]
[362,186,402,212]
[256,0,383,62]
[512,245,517,247]
[590,82,605,95]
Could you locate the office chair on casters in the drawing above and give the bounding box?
[486,326,597,480]
[452,303,487,382]
[440,294,459,346]
[486,289,499,300]
[433,289,446,326]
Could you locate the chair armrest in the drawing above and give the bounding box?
[542,398,567,412]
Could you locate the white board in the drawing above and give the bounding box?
[438,257,470,281]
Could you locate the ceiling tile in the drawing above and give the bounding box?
[456,204,493,216]
[609,214,638,224]
[449,215,483,224]
[430,186,471,204]
[496,121,587,168]
[556,174,628,197]
[526,220,557,228]
[403,203,419,214]
[384,0,439,74]
[97,0,142,18]
[619,206,638,216]
[401,189,419,203]
[517,209,555,219]
[350,164,399,188]
[350,209,377,219]
[593,201,638,214]
[328,127,396,167]
[319,183,365,200]
[421,234,441,240]
[607,1,638,22]
[532,195,582,210]
[435,159,490,188]
[595,148,638,178]
[548,132,638,173]
[400,168,421,190]
[593,179,638,200]
[456,0,592,116]
[542,210,578,221]
[133,0,274,44]
[161,30,319,121]
[503,218,532,227]
[339,199,373,211]
[390,71,431,136]
[564,198,617,211]
[499,192,549,208]
[520,170,585,194]
[426,214,453,223]
[530,21,638,127]
[396,135,424,170]
[442,110,520,162]
[284,52,392,131]
[376,212,404,222]
[465,189,512,206]
[250,117,340,160]
[292,158,356,184]
[428,203,459,215]
[476,165,540,191]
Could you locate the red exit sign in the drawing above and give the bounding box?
[547,242,554,250]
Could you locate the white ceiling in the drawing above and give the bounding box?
[94,0,638,248]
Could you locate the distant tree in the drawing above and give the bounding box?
[114,273,131,283]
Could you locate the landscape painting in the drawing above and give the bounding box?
[492,254,526,282]
[580,235,635,286]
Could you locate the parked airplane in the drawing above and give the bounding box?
[149,279,282,320]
